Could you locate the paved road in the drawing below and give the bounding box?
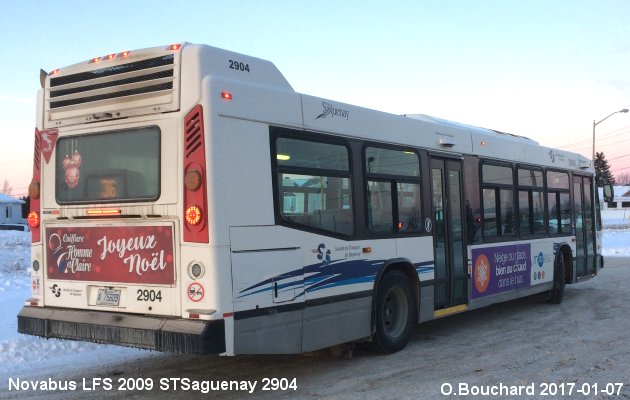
[3,257,630,400]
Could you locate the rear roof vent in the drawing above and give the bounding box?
[44,47,181,128]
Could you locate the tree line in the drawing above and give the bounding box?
[595,152,630,187]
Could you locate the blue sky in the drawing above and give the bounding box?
[1,0,629,196]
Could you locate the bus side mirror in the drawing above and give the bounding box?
[603,184,614,203]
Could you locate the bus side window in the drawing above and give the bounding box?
[275,136,354,237]
[481,163,515,240]
[364,147,421,235]
[546,170,570,235]
[517,168,545,236]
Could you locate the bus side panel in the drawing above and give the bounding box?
[231,227,386,353]
[301,296,372,352]
[395,237,435,322]
[230,226,304,354]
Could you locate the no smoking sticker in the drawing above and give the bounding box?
[187,282,204,302]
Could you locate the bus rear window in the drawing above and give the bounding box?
[56,126,160,204]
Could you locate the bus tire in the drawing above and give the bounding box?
[546,252,566,304]
[373,270,416,353]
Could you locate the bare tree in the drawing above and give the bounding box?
[617,172,630,186]
[1,180,12,195]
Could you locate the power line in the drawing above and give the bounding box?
[559,125,630,149]
[566,131,630,151]
[601,124,630,136]
[609,154,630,161]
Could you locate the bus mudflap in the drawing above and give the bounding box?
[17,306,225,354]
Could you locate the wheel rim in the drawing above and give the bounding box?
[382,286,408,338]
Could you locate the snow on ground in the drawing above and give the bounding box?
[0,216,628,387]
[601,209,630,257]
[601,208,630,227]
[602,228,630,256]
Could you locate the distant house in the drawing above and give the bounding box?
[0,193,26,230]
[603,185,630,210]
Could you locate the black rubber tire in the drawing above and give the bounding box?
[373,270,416,353]
[546,252,566,304]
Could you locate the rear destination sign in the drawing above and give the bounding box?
[46,226,175,284]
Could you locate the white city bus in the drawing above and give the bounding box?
[19,43,610,355]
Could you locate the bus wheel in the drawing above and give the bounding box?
[373,270,416,353]
[546,252,566,304]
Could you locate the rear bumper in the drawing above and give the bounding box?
[18,306,225,354]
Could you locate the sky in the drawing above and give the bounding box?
[1,0,629,197]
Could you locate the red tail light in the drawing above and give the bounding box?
[30,129,42,243]
[27,212,39,228]
[183,105,209,243]
[185,206,202,225]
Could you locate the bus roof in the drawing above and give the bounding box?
[40,42,593,173]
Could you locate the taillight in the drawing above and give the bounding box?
[28,179,40,199]
[185,206,202,225]
[30,129,42,243]
[29,128,57,242]
[27,212,39,228]
[183,105,209,243]
[184,169,202,191]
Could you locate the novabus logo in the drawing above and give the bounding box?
[316,102,350,120]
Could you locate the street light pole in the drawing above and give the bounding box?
[592,108,629,161]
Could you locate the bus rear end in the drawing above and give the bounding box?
[18,44,226,354]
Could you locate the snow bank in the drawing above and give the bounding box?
[0,231,30,276]
[601,209,630,228]
[601,228,630,257]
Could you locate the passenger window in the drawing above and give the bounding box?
[481,163,515,240]
[275,137,354,236]
[547,171,570,235]
[365,147,421,235]
[517,168,546,235]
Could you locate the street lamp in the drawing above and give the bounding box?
[592,108,629,161]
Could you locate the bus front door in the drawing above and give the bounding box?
[574,175,596,277]
[430,158,467,311]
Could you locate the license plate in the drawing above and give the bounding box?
[96,288,121,306]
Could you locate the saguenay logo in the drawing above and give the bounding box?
[316,243,331,266]
[316,102,350,120]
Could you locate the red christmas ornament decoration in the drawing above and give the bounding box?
[65,167,80,188]
[62,149,82,189]
[71,150,82,168]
